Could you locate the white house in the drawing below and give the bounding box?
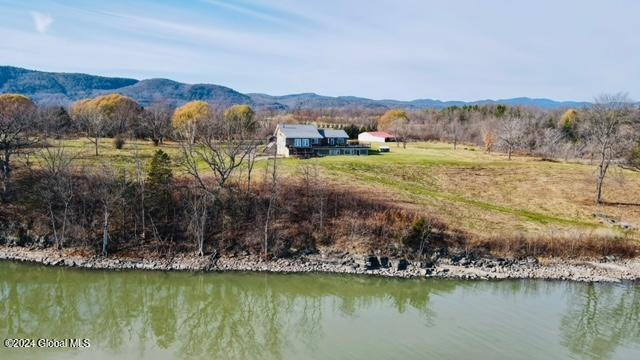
[358,131,395,143]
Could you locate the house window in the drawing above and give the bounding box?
[328,138,335,145]
[294,139,310,147]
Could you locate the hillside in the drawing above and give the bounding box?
[0,66,137,105]
[114,79,253,108]
[0,65,591,110]
[19,138,640,258]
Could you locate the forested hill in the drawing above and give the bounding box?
[0,66,590,110]
[0,66,252,109]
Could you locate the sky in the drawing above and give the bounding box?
[0,0,638,101]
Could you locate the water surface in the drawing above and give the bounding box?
[0,261,638,359]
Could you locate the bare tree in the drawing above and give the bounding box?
[180,107,259,191]
[387,118,409,149]
[111,97,142,137]
[263,146,279,258]
[73,106,108,156]
[186,187,210,256]
[142,103,173,146]
[178,107,259,255]
[416,220,433,260]
[37,142,76,249]
[449,116,462,150]
[298,161,328,235]
[536,127,566,160]
[498,116,525,160]
[583,93,635,204]
[39,106,75,139]
[132,143,147,241]
[444,108,465,150]
[379,109,410,148]
[0,95,39,198]
[94,164,126,256]
[245,147,258,195]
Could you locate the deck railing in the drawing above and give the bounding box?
[312,143,370,149]
[286,143,369,150]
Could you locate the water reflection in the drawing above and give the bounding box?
[0,263,455,359]
[0,262,638,359]
[561,283,640,359]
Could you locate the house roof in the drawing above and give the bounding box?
[361,131,394,138]
[319,129,349,138]
[276,124,323,138]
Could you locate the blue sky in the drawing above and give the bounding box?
[0,0,638,101]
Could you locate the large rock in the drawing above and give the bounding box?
[364,256,380,270]
[420,260,435,268]
[379,257,390,268]
[600,255,618,263]
[397,259,409,271]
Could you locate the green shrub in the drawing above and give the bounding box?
[146,150,174,224]
[113,136,126,149]
[403,217,432,253]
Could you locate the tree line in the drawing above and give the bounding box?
[0,91,638,259]
[0,92,431,258]
[287,95,640,204]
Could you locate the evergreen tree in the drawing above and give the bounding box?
[495,104,507,118]
[343,124,360,139]
[147,150,173,189]
[146,150,174,227]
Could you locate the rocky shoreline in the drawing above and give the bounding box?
[1,245,639,282]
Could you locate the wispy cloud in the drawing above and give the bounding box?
[202,0,318,31]
[31,11,54,34]
[1,0,638,100]
[101,11,292,57]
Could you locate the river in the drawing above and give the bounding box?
[0,261,638,359]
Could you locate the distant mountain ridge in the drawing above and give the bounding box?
[0,66,591,110]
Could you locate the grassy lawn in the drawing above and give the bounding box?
[34,138,218,175]
[308,142,640,239]
[40,137,185,169]
[32,138,640,241]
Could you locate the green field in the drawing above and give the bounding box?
[36,138,640,241]
[300,143,640,240]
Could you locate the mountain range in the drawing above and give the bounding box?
[0,66,590,110]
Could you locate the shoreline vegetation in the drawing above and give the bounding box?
[1,245,639,282]
[1,93,640,279]
[2,140,638,268]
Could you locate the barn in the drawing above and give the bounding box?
[357,131,395,143]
